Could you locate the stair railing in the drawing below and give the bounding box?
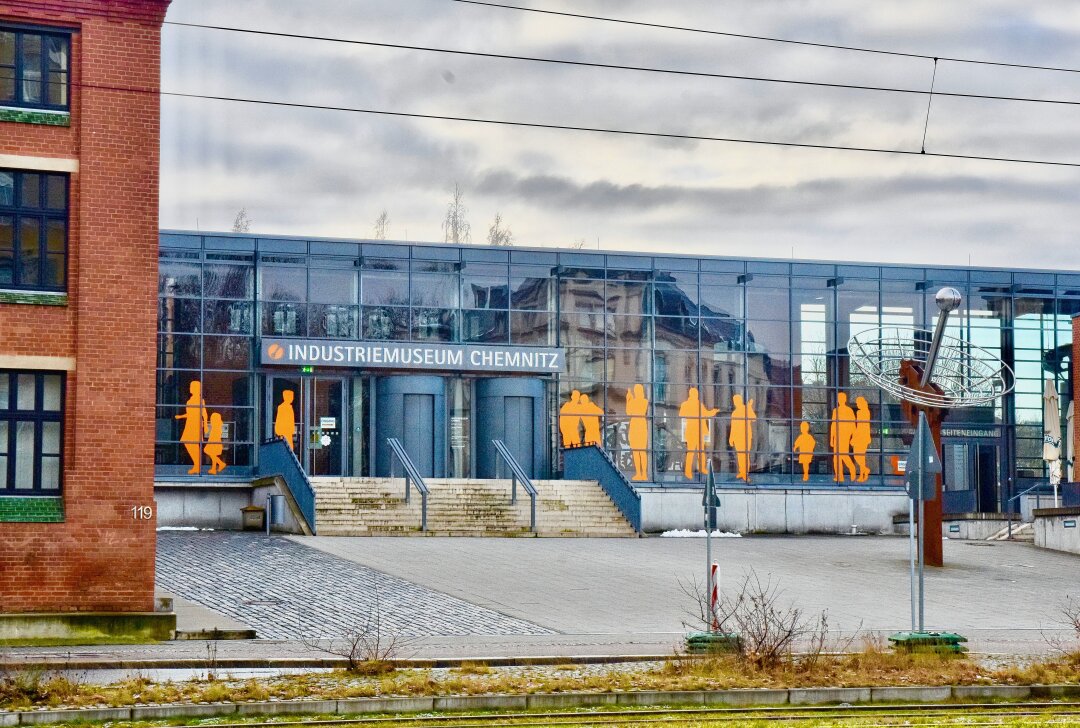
[256,437,317,535]
[562,444,642,534]
[492,439,538,532]
[1005,482,1053,540]
[386,437,429,532]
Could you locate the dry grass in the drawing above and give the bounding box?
[1,649,1078,711]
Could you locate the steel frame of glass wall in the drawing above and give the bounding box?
[156,231,1078,506]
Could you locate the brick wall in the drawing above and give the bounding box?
[0,0,171,613]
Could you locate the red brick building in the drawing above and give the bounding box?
[0,0,172,625]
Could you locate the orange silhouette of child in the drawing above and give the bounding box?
[204,412,227,475]
[175,380,208,474]
[793,421,816,482]
[275,390,297,451]
[625,384,649,481]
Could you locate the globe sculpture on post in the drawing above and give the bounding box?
[848,287,1013,568]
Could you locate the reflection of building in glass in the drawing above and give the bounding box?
[156,232,1078,514]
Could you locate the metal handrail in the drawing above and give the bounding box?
[1005,482,1054,540]
[492,439,538,532]
[257,437,317,535]
[385,437,429,532]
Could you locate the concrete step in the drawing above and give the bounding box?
[311,477,635,537]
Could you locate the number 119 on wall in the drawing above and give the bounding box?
[131,505,154,520]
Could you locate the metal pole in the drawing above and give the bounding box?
[918,496,926,633]
[920,309,951,387]
[908,497,916,633]
[705,500,713,633]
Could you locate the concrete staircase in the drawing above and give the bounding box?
[987,521,1034,542]
[311,478,637,537]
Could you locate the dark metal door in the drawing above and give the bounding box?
[975,443,998,512]
[403,393,435,477]
[504,396,534,476]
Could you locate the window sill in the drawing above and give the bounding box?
[0,106,70,127]
[0,495,64,522]
[0,290,68,306]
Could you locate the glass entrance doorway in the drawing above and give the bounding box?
[267,376,346,476]
[943,440,1000,513]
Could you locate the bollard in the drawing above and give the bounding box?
[710,562,719,631]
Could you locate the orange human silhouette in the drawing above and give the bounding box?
[204,412,227,475]
[729,394,757,482]
[174,380,208,474]
[579,394,603,446]
[853,396,872,482]
[679,387,719,479]
[625,384,649,481]
[793,421,816,482]
[830,392,858,483]
[275,390,297,451]
[559,390,583,447]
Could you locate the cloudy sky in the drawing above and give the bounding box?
[159,0,1080,268]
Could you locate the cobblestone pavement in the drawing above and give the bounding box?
[155,532,553,640]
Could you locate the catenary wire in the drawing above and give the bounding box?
[449,0,1080,76]
[150,88,1080,169]
[162,21,1080,108]
[65,79,1080,169]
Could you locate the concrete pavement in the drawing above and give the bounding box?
[3,534,1077,665]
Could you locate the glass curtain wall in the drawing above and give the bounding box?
[156,232,1074,491]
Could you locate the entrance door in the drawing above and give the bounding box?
[504,396,534,475]
[267,376,346,476]
[402,393,435,476]
[974,443,998,512]
[943,440,999,513]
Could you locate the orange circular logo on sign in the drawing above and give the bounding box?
[267,343,284,361]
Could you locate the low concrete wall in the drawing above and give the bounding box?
[156,481,306,534]
[1033,507,1080,556]
[894,514,1012,540]
[639,487,908,535]
[0,612,175,644]
[155,482,252,530]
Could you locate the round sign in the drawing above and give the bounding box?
[320,434,331,447]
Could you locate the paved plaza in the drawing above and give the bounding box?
[155,532,553,640]
[146,532,1080,657]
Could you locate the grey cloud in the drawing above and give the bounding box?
[474,168,1080,215]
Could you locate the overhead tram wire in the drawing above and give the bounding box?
[163,21,1080,109]
[148,88,1080,169]
[61,77,1080,169]
[449,0,1080,76]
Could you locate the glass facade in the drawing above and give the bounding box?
[157,231,1078,510]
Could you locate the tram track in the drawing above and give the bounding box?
[169,701,1080,727]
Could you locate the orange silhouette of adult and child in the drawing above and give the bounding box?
[174,381,227,475]
[559,390,604,448]
[793,392,873,482]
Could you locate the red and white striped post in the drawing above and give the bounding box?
[710,562,719,631]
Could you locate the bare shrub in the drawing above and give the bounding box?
[1064,595,1080,639]
[1041,595,1080,656]
[302,583,413,673]
[681,568,838,670]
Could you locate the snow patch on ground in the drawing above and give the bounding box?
[660,529,742,538]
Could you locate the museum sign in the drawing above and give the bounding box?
[261,338,566,374]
